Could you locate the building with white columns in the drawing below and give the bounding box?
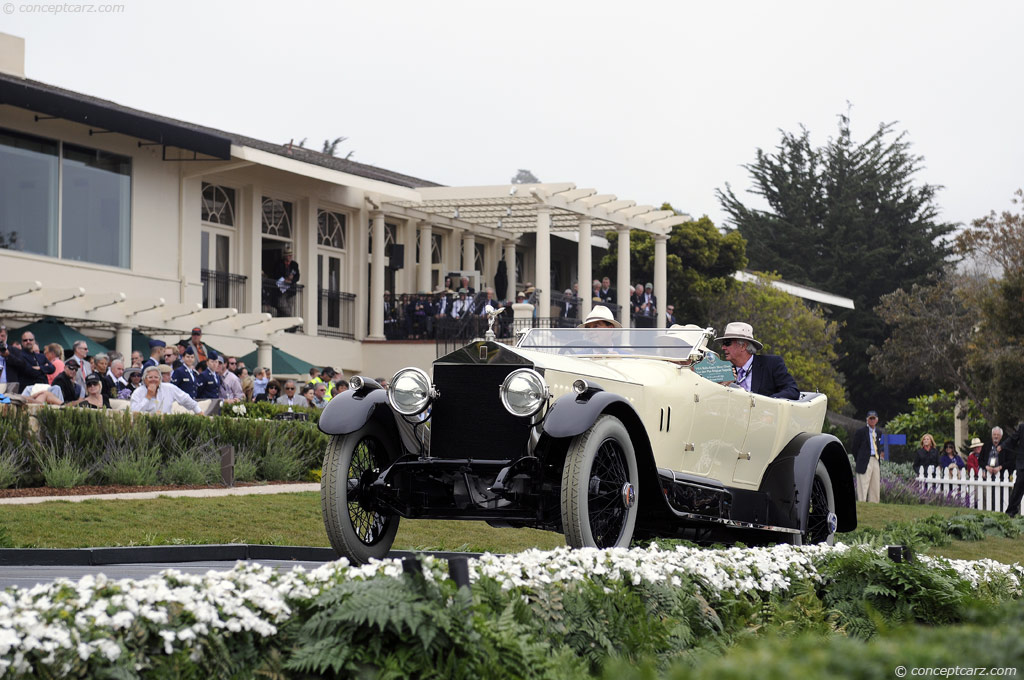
[0,33,680,379]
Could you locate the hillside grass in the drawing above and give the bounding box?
[3,494,1021,563]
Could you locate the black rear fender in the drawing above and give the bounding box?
[760,433,857,533]
[318,388,413,458]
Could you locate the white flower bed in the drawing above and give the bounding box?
[0,544,1020,676]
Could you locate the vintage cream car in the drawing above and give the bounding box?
[318,324,857,564]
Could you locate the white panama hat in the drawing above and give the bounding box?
[718,322,763,351]
[578,305,622,328]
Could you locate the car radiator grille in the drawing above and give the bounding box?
[429,364,532,461]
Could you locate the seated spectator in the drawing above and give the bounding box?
[333,378,349,394]
[43,343,64,385]
[119,367,141,400]
[938,440,964,475]
[276,379,308,407]
[241,375,254,402]
[310,382,329,408]
[108,359,127,396]
[91,353,116,397]
[8,331,55,389]
[217,356,244,403]
[52,359,83,404]
[913,433,940,475]
[130,365,202,415]
[194,357,221,400]
[76,373,109,409]
[158,364,173,382]
[130,350,143,369]
[254,379,281,403]
[966,437,983,477]
[299,384,314,404]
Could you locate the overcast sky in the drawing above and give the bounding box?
[4,0,1023,230]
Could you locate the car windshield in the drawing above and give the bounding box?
[516,327,711,360]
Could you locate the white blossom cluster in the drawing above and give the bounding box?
[0,545,1019,677]
[471,543,842,595]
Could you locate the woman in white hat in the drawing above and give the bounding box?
[966,437,983,477]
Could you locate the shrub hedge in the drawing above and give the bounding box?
[0,405,327,488]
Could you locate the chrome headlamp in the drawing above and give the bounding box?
[387,367,436,416]
[500,368,549,417]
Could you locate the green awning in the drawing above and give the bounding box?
[237,346,315,376]
[11,318,105,358]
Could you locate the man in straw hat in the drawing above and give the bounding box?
[717,322,799,400]
[578,305,621,329]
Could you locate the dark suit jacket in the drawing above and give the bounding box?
[851,425,885,474]
[6,348,54,388]
[1002,423,1024,471]
[749,354,799,400]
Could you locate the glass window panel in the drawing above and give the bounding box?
[61,143,131,268]
[215,234,229,273]
[201,231,210,270]
[0,128,58,257]
[262,197,292,237]
[201,183,236,226]
[317,209,346,249]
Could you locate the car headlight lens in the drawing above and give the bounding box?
[388,367,434,416]
[500,368,548,417]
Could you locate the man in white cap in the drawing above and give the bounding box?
[718,322,799,400]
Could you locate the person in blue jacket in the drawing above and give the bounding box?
[171,346,199,399]
[194,353,222,400]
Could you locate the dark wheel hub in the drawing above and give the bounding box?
[806,474,834,543]
[587,438,632,548]
[347,438,391,546]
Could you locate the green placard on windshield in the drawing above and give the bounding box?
[693,351,736,383]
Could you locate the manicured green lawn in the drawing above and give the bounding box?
[3,494,1020,563]
[2,492,565,554]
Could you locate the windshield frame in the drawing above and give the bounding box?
[515,326,714,362]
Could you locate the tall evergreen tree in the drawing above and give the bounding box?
[717,114,955,416]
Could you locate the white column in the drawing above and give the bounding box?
[536,207,551,319]
[354,201,369,340]
[463,231,476,277]
[417,222,433,293]
[577,218,592,319]
[654,233,667,329]
[244,185,262,316]
[115,324,133,361]
[256,340,273,373]
[504,240,517,302]
[302,198,317,336]
[616,226,631,328]
[369,210,386,339]
[448,227,462,276]
[403,220,417,293]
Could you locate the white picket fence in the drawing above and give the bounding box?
[915,467,1020,513]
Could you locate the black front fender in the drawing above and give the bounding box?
[318,388,389,436]
[542,391,638,439]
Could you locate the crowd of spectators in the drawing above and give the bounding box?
[0,323,349,416]
[382,275,672,341]
[912,427,1019,480]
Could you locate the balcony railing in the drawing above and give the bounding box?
[318,289,357,339]
[201,269,248,312]
[261,277,305,319]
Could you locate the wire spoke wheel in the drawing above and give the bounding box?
[562,415,639,549]
[322,422,400,564]
[804,461,837,545]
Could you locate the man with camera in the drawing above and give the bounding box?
[0,324,9,386]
